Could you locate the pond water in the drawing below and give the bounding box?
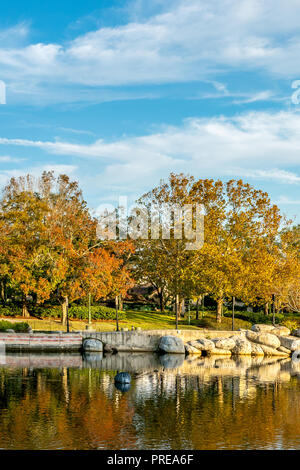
[0,352,300,450]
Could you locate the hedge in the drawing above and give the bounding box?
[34,304,126,321]
[0,320,30,332]
[68,305,126,320]
[0,306,22,317]
[223,310,284,324]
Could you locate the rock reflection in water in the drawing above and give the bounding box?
[0,352,300,449]
[159,353,185,369]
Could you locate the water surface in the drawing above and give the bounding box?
[0,352,300,449]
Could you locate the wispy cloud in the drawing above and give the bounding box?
[0,155,25,163]
[274,196,300,205]
[230,168,300,184]
[1,110,300,195]
[2,1,300,103]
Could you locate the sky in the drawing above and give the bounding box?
[0,0,300,222]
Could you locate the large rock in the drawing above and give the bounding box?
[279,335,300,352]
[246,330,259,342]
[251,324,275,333]
[272,326,291,337]
[158,335,185,354]
[188,338,216,352]
[260,344,289,357]
[248,332,281,349]
[82,338,103,352]
[251,343,264,356]
[278,346,291,355]
[232,338,252,355]
[214,337,236,351]
[185,344,202,355]
[210,348,231,355]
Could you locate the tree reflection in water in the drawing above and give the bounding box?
[0,353,299,449]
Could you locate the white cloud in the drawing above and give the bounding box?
[230,168,300,184]
[1,110,300,195]
[275,196,300,205]
[2,1,300,103]
[0,155,25,163]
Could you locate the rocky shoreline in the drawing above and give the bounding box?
[158,324,300,358]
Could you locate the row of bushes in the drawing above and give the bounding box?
[0,306,22,317]
[68,305,126,321]
[0,320,30,332]
[223,310,285,325]
[0,304,125,321]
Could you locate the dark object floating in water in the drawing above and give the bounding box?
[115,382,131,392]
[115,372,131,384]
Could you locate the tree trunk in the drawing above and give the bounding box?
[264,302,269,316]
[180,298,185,318]
[61,295,68,325]
[175,294,179,329]
[22,296,30,318]
[158,288,164,312]
[0,280,7,306]
[118,295,123,311]
[196,298,200,320]
[216,298,223,323]
[115,295,119,331]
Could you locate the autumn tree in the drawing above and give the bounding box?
[136,174,200,327]
[276,225,300,313]
[0,172,135,323]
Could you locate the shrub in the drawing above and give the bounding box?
[281,319,299,331]
[68,305,126,321]
[0,305,22,317]
[33,304,126,321]
[33,306,61,318]
[0,320,30,332]
[224,310,284,325]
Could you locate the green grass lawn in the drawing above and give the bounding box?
[0,310,251,332]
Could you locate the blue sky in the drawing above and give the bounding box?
[0,0,300,222]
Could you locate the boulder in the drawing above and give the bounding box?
[210,348,231,355]
[246,330,259,342]
[260,344,289,357]
[185,344,202,355]
[158,335,185,354]
[251,324,275,333]
[82,338,103,352]
[251,332,281,349]
[5,329,15,333]
[251,343,264,356]
[279,335,300,352]
[103,344,115,353]
[232,338,252,355]
[214,337,236,351]
[278,346,292,355]
[188,338,216,351]
[272,326,291,337]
